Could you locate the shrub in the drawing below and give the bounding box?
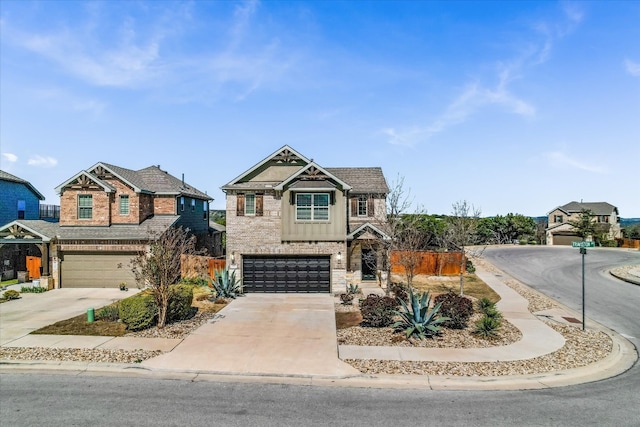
[96,304,120,321]
[483,306,503,321]
[20,286,47,293]
[389,282,409,303]
[210,269,242,299]
[167,284,194,323]
[340,293,354,305]
[434,291,474,329]
[465,259,476,273]
[119,293,157,331]
[3,290,20,300]
[473,315,501,338]
[360,294,397,327]
[477,297,495,313]
[393,289,448,339]
[180,277,209,287]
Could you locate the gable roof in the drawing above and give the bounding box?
[222,146,388,194]
[0,170,45,200]
[274,162,352,191]
[56,163,211,200]
[551,201,619,216]
[222,145,311,191]
[347,222,391,241]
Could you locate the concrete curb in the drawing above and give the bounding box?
[609,270,640,286]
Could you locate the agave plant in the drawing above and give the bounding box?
[209,269,242,299]
[392,288,449,340]
[347,283,360,295]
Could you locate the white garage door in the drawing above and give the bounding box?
[60,252,136,288]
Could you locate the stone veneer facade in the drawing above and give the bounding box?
[225,191,347,293]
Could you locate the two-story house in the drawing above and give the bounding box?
[222,146,389,293]
[0,162,212,288]
[545,201,622,245]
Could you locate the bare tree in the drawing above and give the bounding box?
[365,175,428,289]
[447,200,481,296]
[131,226,204,328]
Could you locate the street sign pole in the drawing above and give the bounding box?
[581,247,586,331]
[572,241,593,331]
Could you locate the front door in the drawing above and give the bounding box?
[361,248,377,281]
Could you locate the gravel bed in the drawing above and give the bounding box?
[0,347,161,364]
[346,322,612,376]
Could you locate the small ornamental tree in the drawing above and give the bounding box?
[567,209,597,240]
[131,226,204,328]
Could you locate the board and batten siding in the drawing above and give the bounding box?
[281,189,346,241]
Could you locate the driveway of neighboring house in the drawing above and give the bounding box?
[0,288,139,345]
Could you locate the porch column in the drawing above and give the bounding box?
[41,242,50,276]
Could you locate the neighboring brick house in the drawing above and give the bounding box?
[222,145,389,293]
[545,201,622,245]
[0,163,212,288]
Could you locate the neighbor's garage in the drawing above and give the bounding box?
[242,255,330,293]
[60,252,136,288]
[551,234,579,246]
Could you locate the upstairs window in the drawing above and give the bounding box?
[180,197,185,212]
[78,195,93,219]
[17,200,25,219]
[203,200,208,220]
[119,195,129,215]
[296,193,329,221]
[554,215,563,223]
[357,196,368,216]
[245,194,256,215]
[191,199,196,212]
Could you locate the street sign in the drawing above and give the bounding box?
[572,241,595,248]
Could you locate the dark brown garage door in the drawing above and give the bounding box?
[242,256,331,293]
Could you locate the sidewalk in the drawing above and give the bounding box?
[1,268,637,390]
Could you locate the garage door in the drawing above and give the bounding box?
[242,256,330,293]
[553,234,579,246]
[60,252,136,288]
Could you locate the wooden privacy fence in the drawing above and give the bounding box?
[617,238,640,249]
[391,250,465,276]
[181,255,226,280]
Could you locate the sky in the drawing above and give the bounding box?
[1,0,639,218]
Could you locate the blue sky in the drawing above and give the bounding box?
[1,0,639,217]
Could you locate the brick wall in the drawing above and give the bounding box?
[60,190,111,226]
[226,192,347,292]
[154,195,176,215]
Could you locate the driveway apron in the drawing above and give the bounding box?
[141,294,360,378]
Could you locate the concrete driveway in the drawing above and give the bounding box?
[142,294,360,378]
[0,288,139,345]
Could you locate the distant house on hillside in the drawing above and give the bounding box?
[545,201,622,245]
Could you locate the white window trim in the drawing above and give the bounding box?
[78,194,93,219]
[295,192,330,222]
[357,196,368,217]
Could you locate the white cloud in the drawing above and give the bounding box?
[624,59,640,77]
[27,156,58,168]
[1,153,18,163]
[545,151,606,174]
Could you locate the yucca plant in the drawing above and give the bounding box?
[392,288,449,340]
[347,283,360,295]
[477,297,495,313]
[473,315,501,338]
[209,269,242,299]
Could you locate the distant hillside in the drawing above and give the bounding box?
[621,218,640,227]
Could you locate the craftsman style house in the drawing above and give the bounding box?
[545,201,622,245]
[222,145,389,293]
[0,163,212,288]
